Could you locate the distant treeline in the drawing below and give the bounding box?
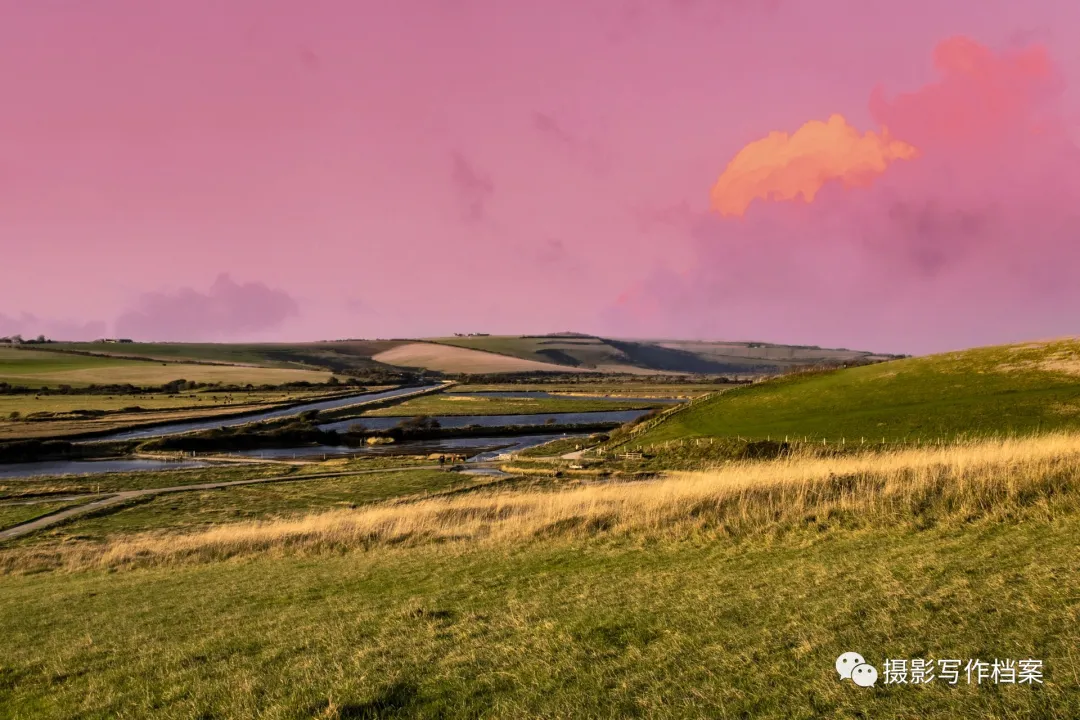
[0,334,53,344]
[0,376,369,397]
[0,439,136,464]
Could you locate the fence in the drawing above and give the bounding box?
[634,435,995,455]
[593,390,723,455]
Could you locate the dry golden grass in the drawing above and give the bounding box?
[9,433,1080,573]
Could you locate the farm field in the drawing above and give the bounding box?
[372,342,593,374]
[44,341,407,376]
[632,338,1080,446]
[0,347,335,388]
[0,433,1077,717]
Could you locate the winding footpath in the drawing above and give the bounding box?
[0,465,447,541]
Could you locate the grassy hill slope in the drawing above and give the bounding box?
[431,334,894,375]
[634,338,1080,444]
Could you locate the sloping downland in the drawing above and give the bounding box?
[372,342,593,374]
[430,335,895,374]
[633,338,1080,444]
[430,335,645,371]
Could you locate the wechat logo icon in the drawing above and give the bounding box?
[836,652,878,687]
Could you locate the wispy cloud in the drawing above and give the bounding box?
[115,274,299,341]
[531,111,609,174]
[450,151,494,223]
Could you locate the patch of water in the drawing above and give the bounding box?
[81,384,443,442]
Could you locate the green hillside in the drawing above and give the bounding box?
[634,338,1080,444]
[21,336,898,378]
[430,334,893,375]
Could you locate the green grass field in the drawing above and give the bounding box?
[0,500,87,531]
[0,504,1074,718]
[0,390,328,416]
[0,347,334,388]
[516,435,605,457]
[0,464,299,502]
[634,339,1080,445]
[0,389,339,440]
[45,341,404,376]
[10,469,468,545]
[0,457,442,504]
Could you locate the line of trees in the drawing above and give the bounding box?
[0,334,52,344]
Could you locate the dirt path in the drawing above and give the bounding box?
[0,466,445,541]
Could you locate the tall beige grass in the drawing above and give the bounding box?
[8,433,1080,573]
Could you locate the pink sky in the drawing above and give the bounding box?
[2,0,1079,354]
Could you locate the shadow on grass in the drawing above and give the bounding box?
[308,681,420,718]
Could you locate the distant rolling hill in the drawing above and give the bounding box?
[631,337,1080,444]
[427,334,897,375]
[28,335,899,377]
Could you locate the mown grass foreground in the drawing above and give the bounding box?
[633,338,1080,444]
[2,434,1079,717]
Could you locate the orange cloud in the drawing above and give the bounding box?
[710,114,917,217]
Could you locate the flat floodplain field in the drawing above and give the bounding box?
[1,469,468,541]
[0,500,86,531]
[0,347,334,388]
[45,341,404,374]
[0,435,1077,717]
[358,393,662,417]
[0,389,341,440]
[0,463,319,504]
